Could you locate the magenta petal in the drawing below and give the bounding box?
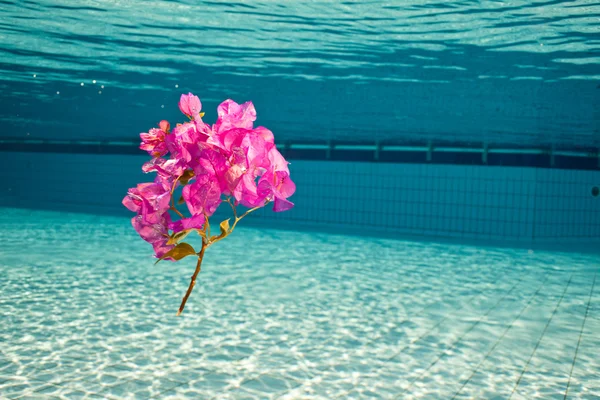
[273,197,294,212]
[140,128,167,157]
[214,100,256,133]
[159,120,170,133]
[131,211,173,260]
[224,164,245,193]
[267,147,290,173]
[122,191,141,212]
[178,93,202,117]
[253,126,274,144]
[168,214,205,233]
[275,171,296,198]
[236,173,265,208]
[182,177,222,217]
[153,242,176,261]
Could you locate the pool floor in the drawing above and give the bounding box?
[0,208,598,399]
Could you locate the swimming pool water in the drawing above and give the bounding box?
[1,208,598,399]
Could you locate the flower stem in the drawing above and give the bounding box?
[169,178,185,218]
[170,206,185,219]
[230,205,263,231]
[176,241,207,316]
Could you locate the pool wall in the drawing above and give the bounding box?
[2,151,598,244]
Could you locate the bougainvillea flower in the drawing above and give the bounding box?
[178,93,202,118]
[256,147,296,211]
[125,93,296,270]
[213,99,256,134]
[182,174,222,217]
[233,172,264,208]
[168,213,205,234]
[193,148,228,193]
[142,158,187,190]
[140,128,168,158]
[131,213,175,260]
[165,121,210,163]
[257,170,295,212]
[122,181,171,224]
[159,120,170,133]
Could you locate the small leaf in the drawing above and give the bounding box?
[210,219,230,242]
[178,195,185,205]
[167,229,193,245]
[155,242,196,264]
[219,219,230,236]
[179,170,195,185]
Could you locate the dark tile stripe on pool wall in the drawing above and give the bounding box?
[0,141,598,170]
[0,151,598,243]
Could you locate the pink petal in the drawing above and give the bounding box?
[273,197,294,212]
[168,214,205,233]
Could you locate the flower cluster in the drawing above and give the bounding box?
[123,93,295,262]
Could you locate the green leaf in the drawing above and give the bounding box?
[220,219,230,235]
[179,170,195,185]
[155,242,196,264]
[209,219,230,242]
[166,229,193,245]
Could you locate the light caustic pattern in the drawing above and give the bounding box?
[0,208,598,399]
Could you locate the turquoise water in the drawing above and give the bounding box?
[1,208,598,399]
[1,1,599,148]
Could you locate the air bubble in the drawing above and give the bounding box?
[161,105,164,108]
[56,91,60,95]
[98,91,102,94]
[101,85,105,89]
[33,74,37,78]
[80,82,84,86]
[92,80,97,84]
[175,84,179,88]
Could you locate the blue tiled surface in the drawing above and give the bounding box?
[1,152,598,243]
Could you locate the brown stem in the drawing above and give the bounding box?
[176,242,207,316]
[169,177,186,218]
[230,204,263,231]
[170,206,185,218]
[224,197,238,218]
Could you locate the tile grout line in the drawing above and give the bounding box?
[563,272,596,400]
[332,276,526,399]
[387,277,524,363]
[450,274,551,399]
[396,276,527,398]
[508,274,573,400]
[204,277,500,400]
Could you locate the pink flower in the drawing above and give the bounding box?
[126,93,296,264]
[159,120,170,133]
[217,126,276,207]
[193,148,229,192]
[258,170,295,212]
[165,122,208,163]
[132,213,175,260]
[213,99,256,134]
[168,213,205,233]
[122,181,171,224]
[178,93,202,118]
[182,174,222,217]
[140,128,168,158]
[256,147,295,212]
[142,158,186,190]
